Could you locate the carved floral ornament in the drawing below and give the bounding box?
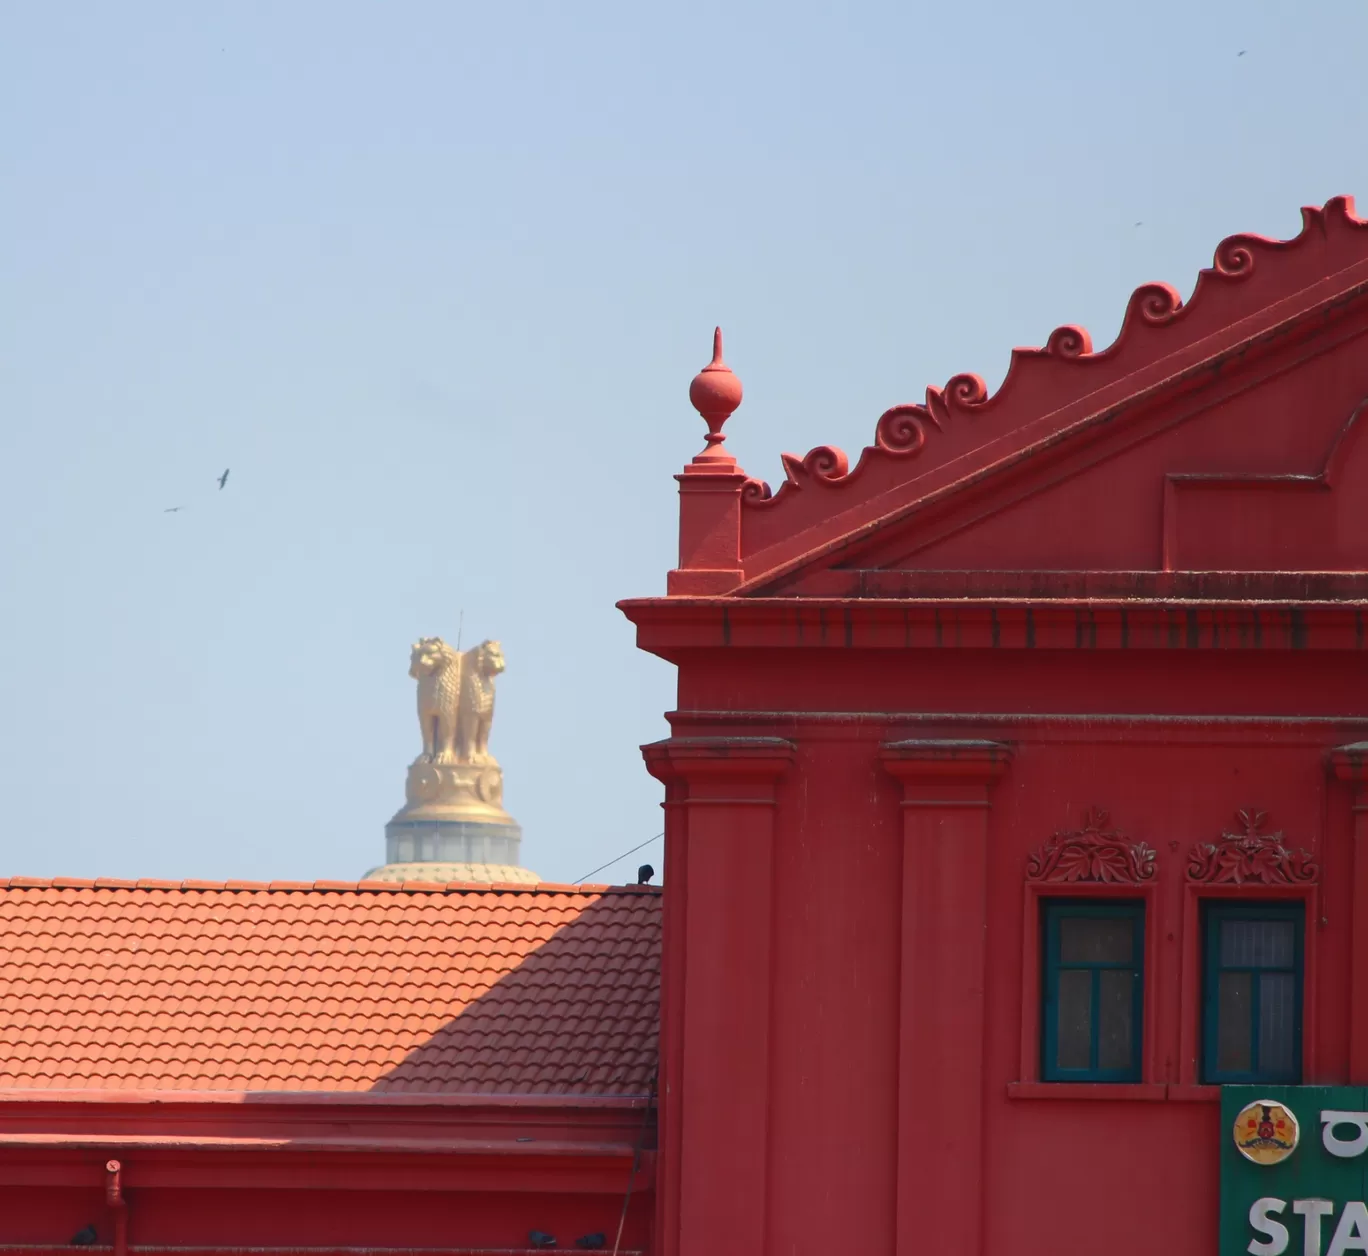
[1186,810,1318,885]
[1026,807,1156,884]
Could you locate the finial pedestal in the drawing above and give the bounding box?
[669,327,749,594]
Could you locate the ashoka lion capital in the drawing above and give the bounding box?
[366,635,536,885]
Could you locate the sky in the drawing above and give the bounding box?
[2,1,1366,886]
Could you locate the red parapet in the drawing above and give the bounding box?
[745,197,1368,509]
[722,195,1368,588]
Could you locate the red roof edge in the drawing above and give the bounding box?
[0,1088,653,1110]
[0,878,663,896]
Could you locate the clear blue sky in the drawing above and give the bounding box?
[2,2,1365,885]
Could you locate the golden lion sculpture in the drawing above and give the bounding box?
[408,637,506,765]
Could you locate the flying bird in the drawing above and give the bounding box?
[637,864,654,886]
[217,468,230,490]
[70,1226,98,1246]
[1134,221,1143,227]
[1237,49,1246,56]
[163,506,184,513]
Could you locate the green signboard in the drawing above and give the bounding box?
[1222,1086,1368,1255]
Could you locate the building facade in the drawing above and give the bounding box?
[621,196,1368,1256]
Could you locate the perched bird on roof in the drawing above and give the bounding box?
[637,864,654,885]
[70,1226,98,1246]
[529,1232,558,1249]
[576,1234,606,1250]
[217,468,230,489]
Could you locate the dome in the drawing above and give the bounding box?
[363,861,540,886]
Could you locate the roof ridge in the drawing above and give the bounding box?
[0,878,662,897]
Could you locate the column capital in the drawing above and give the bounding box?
[641,737,796,787]
[880,739,1013,785]
[1329,742,1368,785]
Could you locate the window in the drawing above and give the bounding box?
[1041,901,1144,1082]
[1201,901,1304,1084]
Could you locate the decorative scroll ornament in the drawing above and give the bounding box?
[1186,810,1318,885]
[738,196,1368,510]
[1026,807,1156,883]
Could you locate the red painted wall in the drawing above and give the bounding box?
[635,679,1363,1256]
[626,199,1368,1256]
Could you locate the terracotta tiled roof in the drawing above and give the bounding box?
[0,879,659,1096]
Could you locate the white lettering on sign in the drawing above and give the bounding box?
[1328,1201,1368,1256]
[1296,1199,1334,1256]
[1323,1113,1368,1159]
[1250,1201,1368,1255]
[1249,1198,1289,1256]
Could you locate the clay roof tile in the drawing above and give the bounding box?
[0,882,659,1096]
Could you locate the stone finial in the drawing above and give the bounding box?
[688,328,743,464]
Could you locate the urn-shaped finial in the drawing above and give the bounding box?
[688,328,743,460]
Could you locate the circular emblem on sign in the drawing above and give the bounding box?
[1233,1099,1300,1165]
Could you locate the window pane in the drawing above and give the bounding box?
[1218,971,1253,1073]
[1060,916,1134,965]
[1097,969,1135,1071]
[1056,969,1092,1070]
[1220,919,1294,969]
[1259,972,1297,1076]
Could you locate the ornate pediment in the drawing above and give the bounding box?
[1026,808,1156,884]
[1186,810,1318,885]
[666,198,1368,598]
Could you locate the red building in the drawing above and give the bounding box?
[621,195,1368,1256]
[9,195,1368,1256]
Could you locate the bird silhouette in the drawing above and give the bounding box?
[637,864,654,886]
[528,1231,558,1249]
[1238,49,1246,56]
[70,1226,98,1246]
[163,506,184,513]
[576,1234,606,1250]
[217,468,230,490]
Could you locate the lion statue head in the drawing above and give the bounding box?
[472,639,506,678]
[408,637,459,680]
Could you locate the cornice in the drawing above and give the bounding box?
[640,736,796,784]
[1328,741,1368,783]
[621,596,1368,655]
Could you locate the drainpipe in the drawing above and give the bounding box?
[105,1159,127,1256]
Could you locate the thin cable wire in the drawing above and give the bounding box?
[577,833,664,884]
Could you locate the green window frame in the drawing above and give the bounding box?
[1201,901,1303,1085]
[1041,900,1144,1083]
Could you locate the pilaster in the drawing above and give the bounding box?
[642,736,795,1256]
[1330,742,1368,1082]
[880,738,1013,1256]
